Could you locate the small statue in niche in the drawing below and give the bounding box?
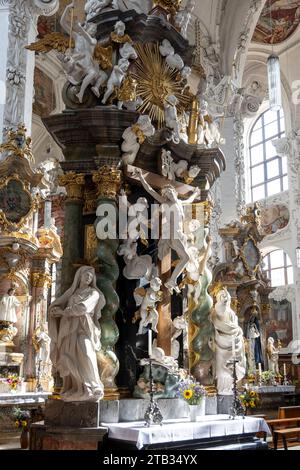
[0,286,20,343]
[133,167,200,293]
[32,323,52,382]
[164,94,181,144]
[174,0,195,39]
[245,305,264,372]
[266,337,281,376]
[49,266,105,401]
[133,277,163,335]
[102,58,130,104]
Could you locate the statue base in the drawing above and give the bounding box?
[217,395,234,415]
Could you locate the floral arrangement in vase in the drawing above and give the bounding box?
[176,378,207,405]
[6,375,21,391]
[12,407,30,430]
[239,389,260,413]
[261,370,276,385]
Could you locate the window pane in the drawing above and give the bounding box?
[267,159,280,179]
[252,118,263,132]
[251,144,264,166]
[283,175,288,191]
[265,140,277,159]
[287,267,294,285]
[271,268,285,287]
[282,156,288,174]
[252,164,265,185]
[264,109,278,125]
[252,185,265,201]
[264,121,279,139]
[267,179,281,197]
[270,250,284,268]
[251,128,263,146]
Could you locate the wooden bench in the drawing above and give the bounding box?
[278,406,300,419]
[273,427,300,450]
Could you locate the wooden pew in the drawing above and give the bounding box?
[278,406,300,419]
[273,427,300,450]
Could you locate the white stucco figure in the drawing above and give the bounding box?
[60,3,108,103]
[161,150,198,182]
[211,288,246,395]
[164,94,181,144]
[119,42,137,60]
[133,168,200,293]
[122,115,155,165]
[159,39,184,70]
[49,266,105,401]
[171,315,186,359]
[33,324,52,380]
[174,0,196,39]
[85,0,113,20]
[266,337,280,375]
[197,98,224,147]
[134,277,162,335]
[150,339,178,370]
[0,287,20,324]
[102,58,130,104]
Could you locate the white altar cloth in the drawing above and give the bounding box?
[102,415,271,449]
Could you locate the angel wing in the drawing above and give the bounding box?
[94,44,113,70]
[26,32,74,54]
[133,287,146,306]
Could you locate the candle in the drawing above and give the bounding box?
[232,337,236,358]
[148,329,152,357]
[283,363,287,376]
[258,363,262,376]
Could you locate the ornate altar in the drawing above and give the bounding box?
[212,204,273,373]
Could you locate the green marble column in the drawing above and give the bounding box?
[93,166,122,399]
[58,172,85,293]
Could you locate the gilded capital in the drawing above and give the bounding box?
[58,172,85,202]
[31,272,52,288]
[92,166,122,200]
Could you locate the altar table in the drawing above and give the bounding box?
[102,415,271,450]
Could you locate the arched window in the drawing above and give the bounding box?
[263,249,293,287]
[249,108,287,202]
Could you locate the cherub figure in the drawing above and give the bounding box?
[134,277,163,335]
[164,94,181,144]
[102,58,130,104]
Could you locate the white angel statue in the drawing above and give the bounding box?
[134,277,162,335]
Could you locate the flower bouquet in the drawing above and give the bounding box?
[12,407,30,430]
[261,370,276,385]
[6,374,21,392]
[240,389,260,414]
[176,378,207,420]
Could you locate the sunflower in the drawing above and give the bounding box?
[250,391,256,398]
[249,400,255,408]
[183,389,193,400]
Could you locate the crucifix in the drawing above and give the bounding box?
[126,164,201,355]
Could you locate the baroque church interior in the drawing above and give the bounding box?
[0,0,300,453]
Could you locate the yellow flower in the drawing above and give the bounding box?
[15,420,20,428]
[183,389,193,400]
[250,391,256,398]
[250,400,255,408]
[21,421,27,428]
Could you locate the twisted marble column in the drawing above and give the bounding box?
[93,166,122,398]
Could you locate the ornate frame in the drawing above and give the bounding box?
[0,174,38,230]
[240,234,261,276]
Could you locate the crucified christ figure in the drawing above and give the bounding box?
[132,168,201,294]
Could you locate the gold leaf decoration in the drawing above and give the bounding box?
[26,32,74,54]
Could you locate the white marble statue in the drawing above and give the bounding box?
[102,58,130,104]
[159,39,184,70]
[174,0,195,39]
[164,94,181,144]
[266,337,280,375]
[118,193,154,280]
[60,3,108,103]
[211,288,246,395]
[134,277,162,335]
[0,287,20,324]
[132,168,200,293]
[119,42,137,60]
[122,115,155,165]
[49,266,105,401]
[161,150,199,182]
[33,324,52,380]
[171,315,186,359]
[197,98,224,147]
[85,0,113,20]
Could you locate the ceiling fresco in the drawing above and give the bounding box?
[253,0,300,44]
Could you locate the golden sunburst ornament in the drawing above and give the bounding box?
[132,43,191,127]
